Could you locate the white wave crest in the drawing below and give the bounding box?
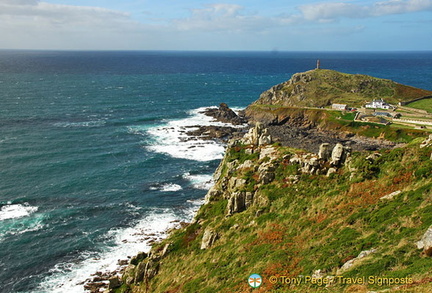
[183,173,214,190]
[54,120,106,128]
[0,203,38,221]
[36,209,188,293]
[134,106,244,162]
[160,183,183,192]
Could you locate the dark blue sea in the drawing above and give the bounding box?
[0,51,431,292]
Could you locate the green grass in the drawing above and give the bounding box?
[125,134,432,293]
[254,69,432,108]
[406,98,432,113]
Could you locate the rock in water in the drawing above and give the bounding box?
[203,103,245,125]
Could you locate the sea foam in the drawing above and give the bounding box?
[0,203,38,221]
[37,208,188,293]
[142,107,243,162]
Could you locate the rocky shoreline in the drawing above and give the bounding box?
[83,103,405,292]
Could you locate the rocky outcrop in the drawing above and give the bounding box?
[249,69,432,109]
[203,103,246,125]
[206,137,351,218]
[185,125,239,142]
[417,226,432,256]
[201,228,219,250]
[289,143,351,176]
[241,122,272,146]
[318,143,331,160]
[337,249,377,274]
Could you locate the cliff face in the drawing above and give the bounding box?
[110,71,432,293]
[250,69,432,108]
[114,128,432,293]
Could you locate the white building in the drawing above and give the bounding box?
[332,103,348,110]
[365,99,394,109]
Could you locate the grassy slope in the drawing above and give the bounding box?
[406,98,432,113]
[120,136,432,293]
[255,69,432,108]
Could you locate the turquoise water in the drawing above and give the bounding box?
[0,51,431,292]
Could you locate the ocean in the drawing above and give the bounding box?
[0,50,431,293]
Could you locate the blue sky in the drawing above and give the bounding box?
[1,0,431,50]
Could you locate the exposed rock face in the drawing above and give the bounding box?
[186,125,239,142]
[207,139,351,218]
[203,103,245,125]
[255,72,316,107]
[108,276,122,290]
[420,134,432,148]
[337,249,377,274]
[380,190,402,200]
[331,143,344,165]
[289,143,351,175]
[201,228,219,250]
[227,192,246,215]
[417,226,432,256]
[318,143,331,160]
[242,122,272,146]
[133,254,160,284]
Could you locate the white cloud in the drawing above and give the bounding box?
[299,0,432,22]
[0,1,149,49]
[0,1,131,27]
[0,0,430,50]
[0,0,37,5]
[172,4,273,32]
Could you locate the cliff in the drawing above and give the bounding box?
[250,69,432,108]
[108,71,432,293]
[111,127,432,293]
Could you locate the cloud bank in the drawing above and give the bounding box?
[299,0,432,22]
[0,0,431,50]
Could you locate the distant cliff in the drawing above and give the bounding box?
[251,69,432,108]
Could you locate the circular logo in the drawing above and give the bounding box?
[248,274,263,288]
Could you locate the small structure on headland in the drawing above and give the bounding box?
[365,98,394,110]
[332,103,348,111]
[316,59,321,69]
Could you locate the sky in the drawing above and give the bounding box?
[0,0,431,51]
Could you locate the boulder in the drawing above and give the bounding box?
[337,248,376,274]
[259,146,278,161]
[203,103,245,125]
[258,163,276,184]
[417,226,432,256]
[134,261,147,283]
[108,276,122,289]
[228,177,247,191]
[318,143,331,160]
[326,168,337,177]
[380,190,401,200]
[420,134,432,148]
[242,122,272,146]
[366,153,382,163]
[227,192,246,215]
[258,128,272,145]
[201,228,219,250]
[130,252,148,266]
[245,192,254,208]
[134,256,160,284]
[330,143,344,166]
[204,186,222,204]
